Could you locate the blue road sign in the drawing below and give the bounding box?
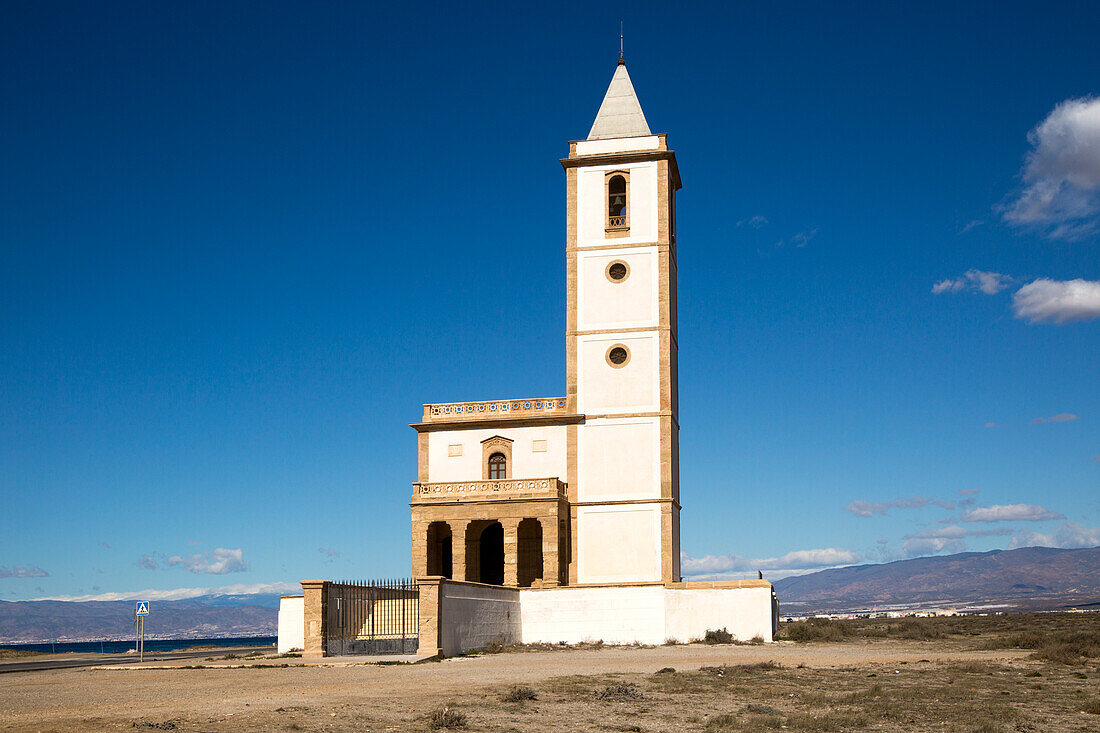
[135,601,150,616]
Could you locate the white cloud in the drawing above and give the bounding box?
[931,269,1014,295]
[905,525,1012,540]
[1001,97,1100,240]
[900,525,1014,556]
[845,496,955,518]
[0,565,49,578]
[960,219,984,234]
[1009,522,1100,550]
[681,547,860,580]
[902,537,966,557]
[962,504,1065,523]
[1012,278,1100,323]
[1031,412,1079,424]
[737,215,768,228]
[958,488,981,496]
[164,547,248,575]
[318,548,339,557]
[137,554,158,570]
[33,581,301,603]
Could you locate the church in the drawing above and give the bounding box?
[410,58,681,590]
[282,57,777,658]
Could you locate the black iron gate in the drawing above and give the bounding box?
[326,579,419,655]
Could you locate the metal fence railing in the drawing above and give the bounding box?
[326,579,419,655]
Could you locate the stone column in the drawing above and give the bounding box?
[300,580,329,658]
[450,520,466,582]
[542,515,560,587]
[416,576,444,657]
[502,518,521,587]
[411,518,428,579]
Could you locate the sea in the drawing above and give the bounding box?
[1,636,278,655]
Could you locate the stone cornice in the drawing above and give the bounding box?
[561,150,681,190]
[410,413,585,433]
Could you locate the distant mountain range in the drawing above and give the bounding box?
[0,594,280,644]
[773,545,1100,614]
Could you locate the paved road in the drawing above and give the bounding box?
[0,646,270,674]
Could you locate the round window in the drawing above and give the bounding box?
[605,345,630,368]
[605,260,630,283]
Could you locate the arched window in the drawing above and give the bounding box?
[608,175,627,227]
[488,452,507,480]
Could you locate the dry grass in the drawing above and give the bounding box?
[0,648,43,659]
[6,613,1100,732]
[501,685,537,703]
[426,706,466,729]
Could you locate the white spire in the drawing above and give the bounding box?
[587,63,651,141]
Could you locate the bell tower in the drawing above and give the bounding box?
[562,60,682,584]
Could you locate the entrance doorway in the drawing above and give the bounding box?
[426,522,452,579]
[517,518,543,587]
[478,522,504,585]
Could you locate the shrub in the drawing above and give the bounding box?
[704,628,734,644]
[501,685,537,703]
[594,682,644,701]
[426,707,466,730]
[1081,698,1100,715]
[701,661,781,676]
[655,667,675,674]
[783,618,850,642]
[703,713,739,732]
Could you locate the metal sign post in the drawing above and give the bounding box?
[135,601,150,662]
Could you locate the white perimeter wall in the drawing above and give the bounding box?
[426,425,567,483]
[439,582,521,657]
[520,586,666,644]
[277,596,304,653]
[664,587,775,644]
[519,586,774,646]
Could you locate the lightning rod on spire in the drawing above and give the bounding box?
[619,21,625,65]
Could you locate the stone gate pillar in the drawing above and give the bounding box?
[300,580,330,658]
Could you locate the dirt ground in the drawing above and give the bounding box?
[2,616,1099,732]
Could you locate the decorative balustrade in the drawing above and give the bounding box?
[413,477,566,502]
[607,215,627,228]
[424,397,568,421]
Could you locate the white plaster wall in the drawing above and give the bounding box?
[517,586,775,646]
[577,417,660,502]
[427,425,567,483]
[439,582,521,657]
[577,247,658,331]
[577,504,662,583]
[576,332,659,415]
[575,136,660,157]
[664,587,776,643]
[577,162,657,247]
[519,586,666,644]
[277,596,304,653]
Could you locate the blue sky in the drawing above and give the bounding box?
[2,1,1098,601]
